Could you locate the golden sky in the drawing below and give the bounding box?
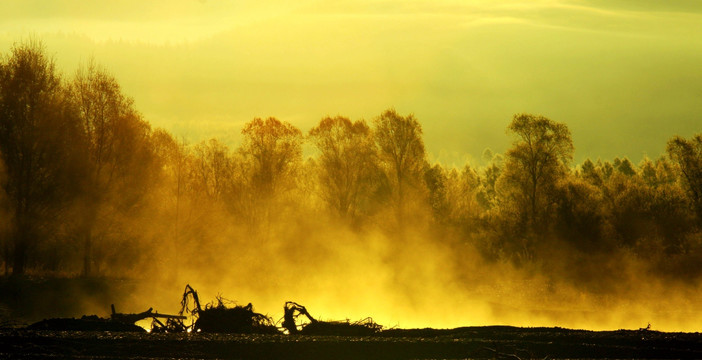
[2,0,701,165]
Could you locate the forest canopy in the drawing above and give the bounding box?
[1,39,702,302]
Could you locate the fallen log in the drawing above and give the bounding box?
[283,301,382,336]
[28,315,145,332]
[110,304,186,324]
[283,301,316,334]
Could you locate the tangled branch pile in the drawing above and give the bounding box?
[283,301,382,336]
[300,317,383,336]
[152,284,278,334]
[195,298,278,334]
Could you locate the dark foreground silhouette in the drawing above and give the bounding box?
[149,285,383,336]
[3,326,702,359]
[4,281,702,358]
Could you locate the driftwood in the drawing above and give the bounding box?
[26,304,186,333]
[300,317,382,336]
[153,284,278,334]
[282,301,382,336]
[28,315,145,332]
[110,304,185,324]
[194,299,278,334]
[150,284,201,333]
[283,301,316,334]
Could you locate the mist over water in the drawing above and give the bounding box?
[0,38,702,334]
[130,211,702,333]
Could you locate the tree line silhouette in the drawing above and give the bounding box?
[1,40,701,289]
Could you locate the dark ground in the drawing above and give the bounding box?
[3,277,702,359]
[0,276,144,327]
[3,326,702,359]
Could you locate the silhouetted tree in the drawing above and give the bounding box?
[500,113,573,230]
[374,109,427,225]
[424,164,449,222]
[602,163,695,257]
[578,158,603,187]
[152,129,190,229]
[240,117,302,195]
[309,116,378,220]
[192,138,232,202]
[552,176,604,251]
[70,60,156,276]
[425,164,481,227]
[0,155,9,274]
[151,129,195,275]
[614,157,636,176]
[0,39,85,275]
[239,117,302,228]
[476,154,503,212]
[667,134,702,222]
[639,157,659,187]
[452,165,482,224]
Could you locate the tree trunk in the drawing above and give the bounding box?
[81,204,98,277]
[4,241,9,276]
[396,171,405,229]
[12,226,27,276]
[530,174,538,230]
[83,230,92,277]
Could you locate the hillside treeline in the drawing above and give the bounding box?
[1,40,701,289]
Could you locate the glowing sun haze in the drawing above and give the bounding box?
[2,0,700,166]
[3,0,702,333]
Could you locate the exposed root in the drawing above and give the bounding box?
[282,301,382,336]
[152,284,278,334]
[300,317,383,336]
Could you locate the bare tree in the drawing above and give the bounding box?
[70,59,155,276]
[667,134,702,222]
[238,117,302,229]
[309,116,378,220]
[0,39,85,275]
[373,109,427,224]
[151,129,193,276]
[192,138,232,202]
[0,155,10,275]
[240,117,302,198]
[500,113,573,229]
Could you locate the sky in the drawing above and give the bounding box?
[1,0,701,166]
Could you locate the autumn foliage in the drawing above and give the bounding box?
[1,40,702,293]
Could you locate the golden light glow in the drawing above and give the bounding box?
[2,0,701,163]
[2,1,702,333]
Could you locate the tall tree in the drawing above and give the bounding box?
[240,117,302,198]
[425,164,481,226]
[500,113,573,229]
[151,129,192,271]
[0,39,84,275]
[192,138,232,202]
[667,134,702,222]
[0,155,9,275]
[309,116,378,220]
[238,117,302,227]
[373,109,427,224]
[70,59,155,276]
[424,164,449,222]
[477,154,503,212]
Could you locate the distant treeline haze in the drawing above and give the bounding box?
[1,40,702,292]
